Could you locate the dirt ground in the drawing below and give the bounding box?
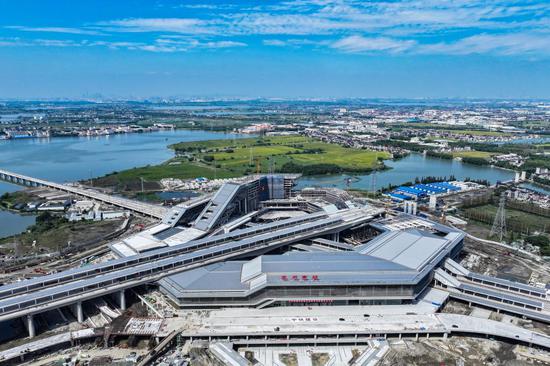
[461,238,550,284]
[381,338,532,366]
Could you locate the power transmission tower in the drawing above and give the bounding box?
[491,193,507,242]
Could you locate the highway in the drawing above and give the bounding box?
[0,168,168,218]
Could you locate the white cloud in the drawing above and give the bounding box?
[331,35,416,53]
[90,0,549,41]
[0,37,84,47]
[420,32,550,56]
[201,40,246,48]
[0,36,245,53]
[263,38,325,48]
[263,39,288,46]
[3,0,550,57]
[96,18,215,34]
[93,38,246,53]
[5,26,103,36]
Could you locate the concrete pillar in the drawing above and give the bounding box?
[76,302,84,323]
[443,333,448,340]
[118,290,126,311]
[26,315,35,338]
[415,333,419,341]
[57,308,68,323]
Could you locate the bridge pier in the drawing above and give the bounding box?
[118,290,126,311]
[26,314,35,338]
[76,302,84,323]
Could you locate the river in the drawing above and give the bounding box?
[0,130,248,195]
[0,129,248,237]
[0,211,36,238]
[296,153,515,190]
[0,131,522,238]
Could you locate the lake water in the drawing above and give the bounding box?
[0,130,248,195]
[521,183,550,195]
[0,131,524,238]
[156,191,200,200]
[0,129,248,237]
[296,154,516,191]
[0,211,35,238]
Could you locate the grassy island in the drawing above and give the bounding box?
[95,135,390,190]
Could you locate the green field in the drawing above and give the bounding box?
[389,124,513,137]
[452,151,494,159]
[462,204,548,237]
[95,135,390,189]
[447,129,512,137]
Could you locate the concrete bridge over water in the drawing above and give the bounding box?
[0,168,168,219]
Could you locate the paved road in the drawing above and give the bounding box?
[177,307,550,349]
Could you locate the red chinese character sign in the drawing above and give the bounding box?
[279,274,319,281]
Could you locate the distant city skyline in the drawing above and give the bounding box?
[1,0,549,99]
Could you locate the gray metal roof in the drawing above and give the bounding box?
[258,252,413,274]
[160,252,423,299]
[194,182,241,231]
[467,272,547,295]
[0,210,329,299]
[0,215,345,314]
[161,262,248,292]
[159,222,467,300]
[459,283,544,308]
[356,229,449,271]
[449,292,550,323]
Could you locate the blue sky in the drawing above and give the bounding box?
[0,0,549,99]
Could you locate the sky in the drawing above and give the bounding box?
[0,0,549,100]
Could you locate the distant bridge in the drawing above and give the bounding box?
[0,168,168,219]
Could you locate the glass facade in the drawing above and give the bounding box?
[174,273,432,308]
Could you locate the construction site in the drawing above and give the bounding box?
[0,169,550,366]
